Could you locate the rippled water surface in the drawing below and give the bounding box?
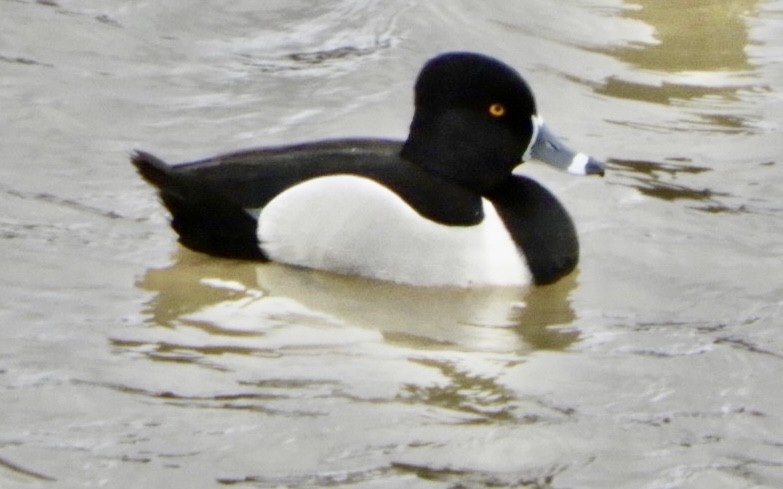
[2,0,782,487]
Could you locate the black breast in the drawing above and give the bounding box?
[486,176,579,285]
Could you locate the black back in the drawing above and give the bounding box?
[132,139,485,259]
[166,139,483,224]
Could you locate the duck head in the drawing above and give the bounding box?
[401,52,604,193]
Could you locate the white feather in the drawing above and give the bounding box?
[257,175,531,287]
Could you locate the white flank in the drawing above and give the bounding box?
[257,175,531,287]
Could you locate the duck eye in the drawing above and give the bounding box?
[488,103,506,118]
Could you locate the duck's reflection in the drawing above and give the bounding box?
[133,248,579,354]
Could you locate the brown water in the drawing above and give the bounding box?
[1,1,782,487]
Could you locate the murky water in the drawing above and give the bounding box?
[2,0,782,487]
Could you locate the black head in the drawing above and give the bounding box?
[401,52,538,192]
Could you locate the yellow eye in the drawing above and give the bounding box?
[488,103,506,118]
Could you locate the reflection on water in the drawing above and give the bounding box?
[611,0,759,72]
[127,249,579,360]
[108,249,583,449]
[594,0,765,133]
[588,0,775,213]
[605,158,749,213]
[596,77,758,109]
[401,356,527,423]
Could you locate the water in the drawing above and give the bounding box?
[1,0,782,487]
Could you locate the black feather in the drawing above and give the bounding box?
[132,151,266,260]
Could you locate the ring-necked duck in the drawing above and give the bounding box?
[132,52,604,287]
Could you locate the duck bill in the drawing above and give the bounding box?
[523,117,604,176]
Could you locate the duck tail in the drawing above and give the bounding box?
[131,150,177,189]
[131,150,266,260]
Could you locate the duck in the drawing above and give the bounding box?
[132,51,604,288]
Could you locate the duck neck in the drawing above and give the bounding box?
[401,113,517,194]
